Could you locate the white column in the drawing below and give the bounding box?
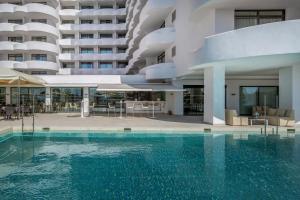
[83,87,89,117]
[5,87,10,105]
[204,66,225,125]
[279,66,300,124]
[45,87,51,112]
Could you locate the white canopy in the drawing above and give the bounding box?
[97,84,184,92]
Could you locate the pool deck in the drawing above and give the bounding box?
[0,113,299,133]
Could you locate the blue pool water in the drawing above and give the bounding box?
[0,132,300,199]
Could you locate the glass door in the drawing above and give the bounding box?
[183,85,204,116]
[240,86,278,115]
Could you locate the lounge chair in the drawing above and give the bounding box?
[225,109,248,126]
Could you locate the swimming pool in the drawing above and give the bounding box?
[0,132,299,199]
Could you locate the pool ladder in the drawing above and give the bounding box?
[21,105,35,135]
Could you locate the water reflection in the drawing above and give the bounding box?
[0,133,299,199]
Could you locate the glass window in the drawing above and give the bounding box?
[0,87,6,106]
[117,47,127,53]
[158,52,165,64]
[81,19,93,24]
[51,88,83,112]
[235,10,285,29]
[99,4,113,9]
[183,85,204,116]
[8,54,23,61]
[172,10,176,23]
[11,87,46,111]
[8,37,23,43]
[62,34,75,39]
[31,71,47,75]
[117,18,126,24]
[80,5,94,9]
[80,48,94,54]
[117,33,126,38]
[8,19,23,24]
[117,62,127,68]
[31,54,47,61]
[62,48,75,54]
[62,62,75,68]
[62,20,75,24]
[99,33,113,38]
[32,36,47,42]
[172,46,176,57]
[99,62,113,69]
[99,48,113,54]
[80,33,94,39]
[239,86,279,115]
[99,19,112,24]
[31,19,47,24]
[80,62,93,69]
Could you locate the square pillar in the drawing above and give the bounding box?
[83,87,89,117]
[45,87,51,112]
[5,87,10,105]
[204,66,225,125]
[279,66,300,124]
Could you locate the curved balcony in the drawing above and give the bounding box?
[58,38,127,47]
[128,27,175,69]
[59,53,128,61]
[59,23,126,33]
[0,60,59,71]
[0,23,60,38]
[192,20,300,72]
[60,8,126,18]
[140,62,176,80]
[127,0,175,55]
[0,3,59,22]
[0,41,58,54]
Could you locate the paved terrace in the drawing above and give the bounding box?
[0,113,299,133]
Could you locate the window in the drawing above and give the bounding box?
[62,20,75,24]
[117,62,128,68]
[62,62,75,68]
[62,48,75,53]
[99,19,112,24]
[117,47,127,53]
[117,4,125,9]
[172,10,176,23]
[99,62,113,69]
[80,5,94,9]
[99,48,113,54]
[8,19,23,24]
[0,88,6,106]
[62,6,75,9]
[32,36,47,42]
[31,71,47,75]
[8,37,23,43]
[240,86,279,115]
[10,2,22,5]
[117,33,126,38]
[31,19,47,24]
[160,21,166,28]
[158,52,165,64]
[117,18,126,24]
[51,88,83,112]
[81,19,93,24]
[172,46,176,57]
[80,62,93,69]
[11,87,46,109]
[235,10,285,29]
[80,48,94,54]
[8,54,23,61]
[99,4,113,9]
[31,54,47,61]
[99,33,113,38]
[80,33,94,39]
[62,34,75,39]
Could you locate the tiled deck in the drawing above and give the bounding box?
[0,113,298,133]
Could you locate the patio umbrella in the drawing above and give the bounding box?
[0,68,45,118]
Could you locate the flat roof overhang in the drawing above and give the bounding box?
[96,84,184,92]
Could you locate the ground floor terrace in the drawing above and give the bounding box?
[0,70,299,127]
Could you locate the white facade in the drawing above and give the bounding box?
[1,0,300,124]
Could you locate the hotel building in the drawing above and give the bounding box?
[0,0,300,125]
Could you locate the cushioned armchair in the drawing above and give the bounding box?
[225,110,249,126]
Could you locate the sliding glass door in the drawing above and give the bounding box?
[183,85,204,116]
[240,86,278,115]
